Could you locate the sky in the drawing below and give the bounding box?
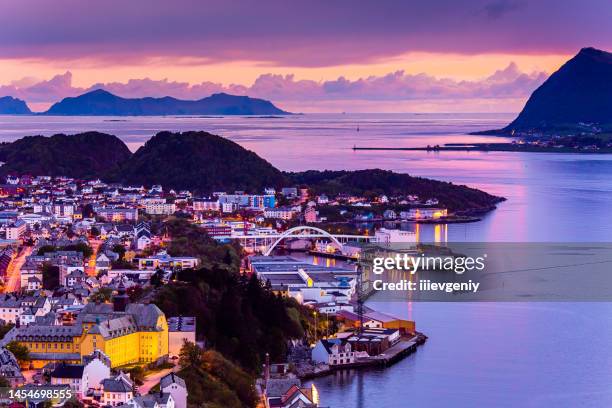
[0,0,611,112]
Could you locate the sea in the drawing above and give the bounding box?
[2,113,612,407]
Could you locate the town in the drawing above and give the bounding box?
[0,174,435,408]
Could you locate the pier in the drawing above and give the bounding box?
[298,333,427,380]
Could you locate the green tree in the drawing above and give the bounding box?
[126,366,145,386]
[90,287,113,303]
[6,341,30,365]
[179,340,203,369]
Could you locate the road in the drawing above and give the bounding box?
[4,245,33,293]
[138,364,179,394]
[86,238,103,276]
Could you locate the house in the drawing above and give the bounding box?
[336,310,415,335]
[0,346,25,386]
[96,253,112,273]
[263,378,319,408]
[27,276,42,291]
[50,363,85,397]
[167,317,196,358]
[101,372,134,406]
[383,209,397,219]
[311,339,355,366]
[160,373,187,408]
[82,350,111,394]
[129,392,175,408]
[65,269,87,287]
[133,223,152,250]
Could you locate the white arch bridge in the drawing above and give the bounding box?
[232,225,376,256]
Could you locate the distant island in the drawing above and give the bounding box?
[0,130,503,212]
[0,89,290,116]
[0,96,31,114]
[476,47,612,138]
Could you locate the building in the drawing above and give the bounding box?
[97,208,138,222]
[13,296,169,369]
[264,207,297,220]
[304,206,317,223]
[50,363,85,397]
[160,373,188,408]
[402,208,448,220]
[374,228,417,244]
[167,317,196,358]
[144,202,176,215]
[311,338,356,366]
[336,310,415,335]
[6,220,27,240]
[136,252,199,271]
[263,379,319,408]
[249,256,358,304]
[82,350,112,395]
[101,372,134,407]
[193,199,220,212]
[0,347,25,386]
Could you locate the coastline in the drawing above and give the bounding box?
[353,143,612,154]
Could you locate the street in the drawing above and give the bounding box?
[3,245,33,293]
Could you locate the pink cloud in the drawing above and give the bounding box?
[0,64,547,111]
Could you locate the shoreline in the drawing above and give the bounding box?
[352,143,612,154]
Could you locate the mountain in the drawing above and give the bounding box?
[44,89,290,116]
[480,47,612,135]
[0,96,31,114]
[111,131,288,192]
[0,132,131,178]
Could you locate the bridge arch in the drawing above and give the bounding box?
[263,225,343,256]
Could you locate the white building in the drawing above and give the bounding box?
[160,373,188,408]
[311,339,356,366]
[145,202,176,215]
[374,228,417,244]
[6,220,27,240]
[264,207,296,220]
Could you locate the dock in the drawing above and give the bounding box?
[298,333,427,379]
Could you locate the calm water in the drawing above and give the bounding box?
[2,113,612,407]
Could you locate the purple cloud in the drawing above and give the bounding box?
[0,0,610,67]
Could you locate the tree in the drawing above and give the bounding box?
[90,225,100,237]
[126,366,145,386]
[6,341,30,365]
[150,269,165,287]
[90,287,113,303]
[179,340,203,369]
[42,263,60,289]
[0,322,14,340]
[112,244,126,260]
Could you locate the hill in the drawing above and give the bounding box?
[0,130,503,211]
[0,96,31,114]
[44,89,290,116]
[0,132,131,178]
[289,169,504,212]
[478,47,612,136]
[111,131,288,192]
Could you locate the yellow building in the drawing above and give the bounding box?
[14,302,169,369]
